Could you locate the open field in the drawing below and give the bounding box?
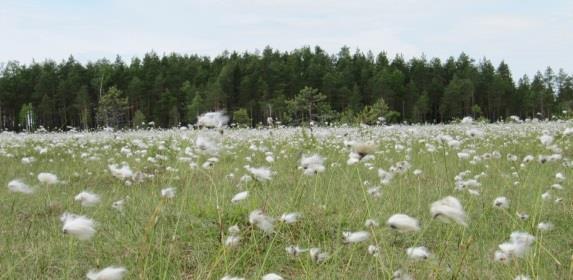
[1,121,572,279]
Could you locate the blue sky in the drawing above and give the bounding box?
[1,0,571,78]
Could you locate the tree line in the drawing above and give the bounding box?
[0,46,572,130]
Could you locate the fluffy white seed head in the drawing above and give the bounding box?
[7,180,34,194]
[364,219,379,228]
[248,209,274,234]
[367,245,380,256]
[392,269,413,280]
[387,214,420,233]
[231,191,249,203]
[495,231,535,261]
[224,235,241,248]
[493,196,509,209]
[108,164,133,180]
[367,186,382,198]
[262,273,284,280]
[430,196,467,226]
[221,276,245,280]
[161,187,176,198]
[245,166,273,181]
[309,247,329,263]
[86,266,127,280]
[342,231,370,243]
[406,246,431,260]
[74,191,101,207]
[61,213,96,241]
[537,222,554,232]
[196,111,229,128]
[279,212,301,224]
[228,225,241,235]
[112,199,125,211]
[37,172,58,185]
[285,245,308,257]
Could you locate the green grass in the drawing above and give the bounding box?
[1,124,572,279]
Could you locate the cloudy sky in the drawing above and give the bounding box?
[1,0,571,77]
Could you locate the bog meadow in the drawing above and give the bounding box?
[2,1,573,279]
[2,116,573,280]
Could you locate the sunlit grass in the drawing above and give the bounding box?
[1,123,572,279]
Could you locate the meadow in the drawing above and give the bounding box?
[1,120,572,279]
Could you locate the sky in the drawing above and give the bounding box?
[1,0,572,78]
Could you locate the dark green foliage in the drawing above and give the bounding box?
[132,110,146,128]
[96,86,128,128]
[356,98,389,124]
[286,86,328,124]
[0,48,570,130]
[232,108,251,127]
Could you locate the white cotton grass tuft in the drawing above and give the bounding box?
[541,191,552,201]
[392,269,414,280]
[112,199,126,211]
[537,222,554,232]
[239,175,253,184]
[367,186,382,198]
[231,191,249,203]
[228,225,241,235]
[202,159,217,169]
[7,179,34,194]
[539,133,554,146]
[516,212,529,221]
[74,191,101,207]
[262,273,284,280]
[248,209,274,234]
[61,212,96,240]
[406,246,431,260]
[161,187,176,198]
[467,189,480,196]
[221,275,245,280]
[108,164,133,180]
[21,156,36,164]
[285,245,308,257]
[367,245,380,256]
[513,275,531,280]
[225,224,242,248]
[352,141,376,158]
[430,196,467,226]
[461,116,474,124]
[551,183,563,190]
[494,231,535,263]
[364,219,379,228]
[347,141,376,165]
[377,168,394,185]
[195,135,221,156]
[309,247,329,263]
[387,214,420,233]
[196,111,229,128]
[493,196,509,209]
[86,266,127,280]
[37,172,58,185]
[265,155,274,163]
[300,154,326,175]
[279,212,301,224]
[224,235,242,248]
[245,166,273,181]
[342,231,370,243]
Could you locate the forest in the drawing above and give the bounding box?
[0,46,572,130]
